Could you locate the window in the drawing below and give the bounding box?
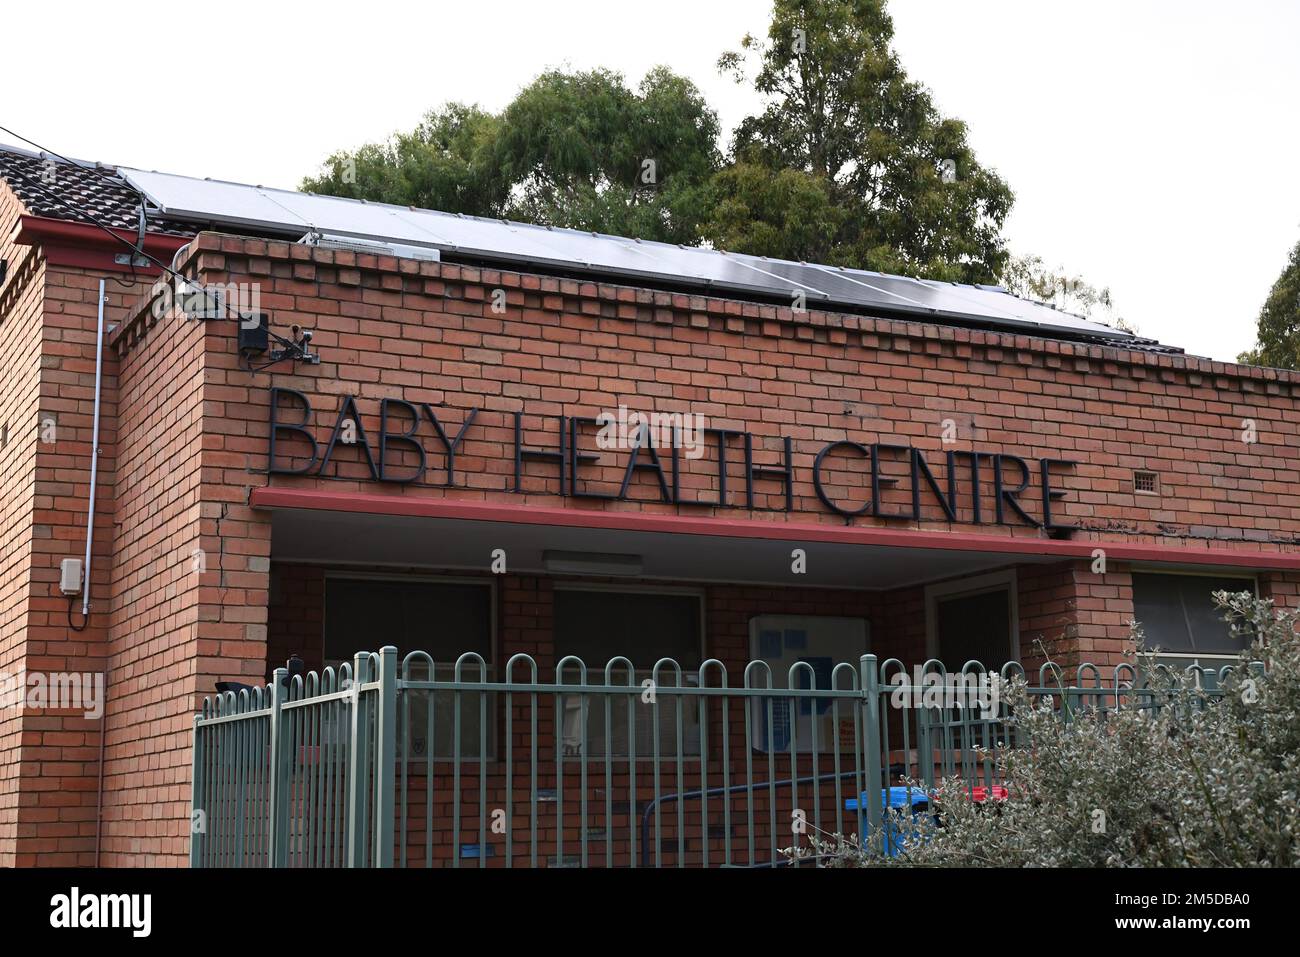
[1131,572,1256,664]
[554,586,703,759]
[925,571,1018,672]
[749,615,869,754]
[324,575,494,760]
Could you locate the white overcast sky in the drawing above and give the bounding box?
[6,0,1298,361]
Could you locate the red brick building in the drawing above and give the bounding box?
[1,142,1298,867]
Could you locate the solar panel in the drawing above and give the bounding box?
[119,166,1135,343]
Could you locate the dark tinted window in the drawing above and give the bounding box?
[936,588,1013,671]
[554,589,703,758]
[324,578,492,666]
[1131,574,1253,655]
[554,589,701,671]
[325,578,494,760]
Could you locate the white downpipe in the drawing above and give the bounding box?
[83,278,105,616]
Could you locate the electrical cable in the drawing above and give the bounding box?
[68,596,88,632]
[2,159,186,279]
[1,124,316,356]
[0,125,252,315]
[0,160,250,319]
[0,123,156,218]
[0,127,157,292]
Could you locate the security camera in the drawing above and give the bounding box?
[246,322,321,370]
[289,326,320,365]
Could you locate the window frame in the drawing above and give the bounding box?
[923,569,1020,669]
[746,614,871,756]
[551,581,707,675]
[1128,566,1259,665]
[322,571,499,763]
[321,570,498,673]
[746,614,872,683]
[551,582,708,762]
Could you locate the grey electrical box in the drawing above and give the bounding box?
[60,558,82,595]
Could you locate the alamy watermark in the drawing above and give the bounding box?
[49,887,151,937]
[1,670,104,719]
[595,405,706,459]
[887,667,1001,718]
[150,276,262,327]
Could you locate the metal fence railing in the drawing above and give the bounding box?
[191,649,1248,868]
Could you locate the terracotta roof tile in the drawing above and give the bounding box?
[0,145,195,237]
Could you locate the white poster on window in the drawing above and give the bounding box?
[748,615,869,754]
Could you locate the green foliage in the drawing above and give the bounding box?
[792,591,1300,867]
[302,103,508,217]
[303,1,1015,282]
[1238,239,1300,369]
[302,68,720,245]
[704,161,843,262]
[490,67,721,244]
[1001,253,1134,333]
[711,0,1014,283]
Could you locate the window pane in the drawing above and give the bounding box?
[561,672,702,758]
[554,590,700,671]
[324,578,494,760]
[398,666,494,761]
[937,588,1012,671]
[1132,574,1254,656]
[554,590,702,758]
[748,615,868,756]
[324,578,491,665]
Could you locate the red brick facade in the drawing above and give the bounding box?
[4,206,1300,866]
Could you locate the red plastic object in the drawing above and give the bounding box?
[969,785,1009,802]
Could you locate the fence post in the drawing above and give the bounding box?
[373,646,398,868]
[190,713,204,868]
[267,666,289,868]
[346,652,372,867]
[917,701,936,790]
[859,654,884,853]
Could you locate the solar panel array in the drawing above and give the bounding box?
[119,166,1135,343]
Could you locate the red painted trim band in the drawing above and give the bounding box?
[249,487,1300,570]
[14,215,190,275]
[16,214,191,253]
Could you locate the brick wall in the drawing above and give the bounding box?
[134,233,1300,551]
[259,559,1146,866]
[261,557,1143,701]
[0,178,168,864]
[0,178,42,865]
[98,263,271,865]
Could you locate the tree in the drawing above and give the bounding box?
[302,68,721,245]
[303,2,1027,287]
[302,103,508,217]
[1238,238,1300,369]
[1001,253,1134,333]
[704,161,843,261]
[711,0,1014,283]
[491,67,721,244]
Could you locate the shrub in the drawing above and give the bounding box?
[790,591,1300,867]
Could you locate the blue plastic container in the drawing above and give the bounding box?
[844,786,935,856]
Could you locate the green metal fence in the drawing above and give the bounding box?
[895,659,1239,793]
[191,650,1243,868]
